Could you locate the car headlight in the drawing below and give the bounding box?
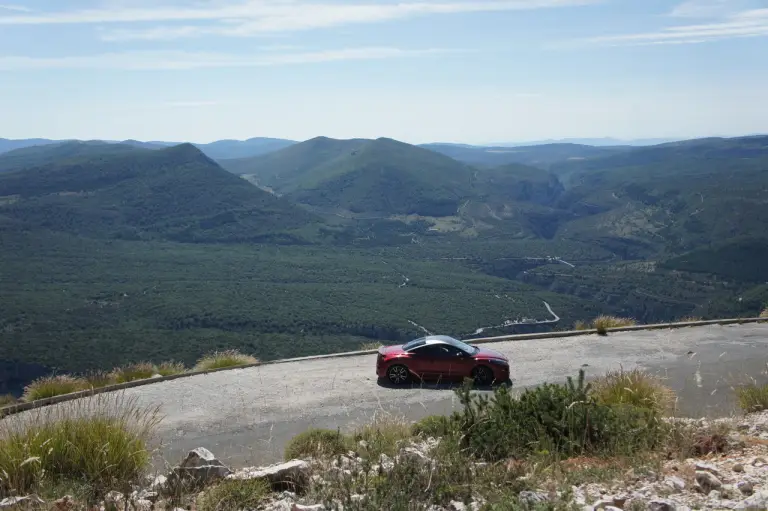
[488,359,508,366]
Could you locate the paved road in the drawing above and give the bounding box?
[91,324,768,468]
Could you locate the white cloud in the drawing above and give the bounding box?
[0,4,31,12]
[0,0,602,40]
[0,47,461,70]
[585,7,768,46]
[669,0,737,18]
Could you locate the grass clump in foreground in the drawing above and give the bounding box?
[197,478,270,511]
[194,350,259,371]
[736,381,768,412]
[0,393,160,499]
[285,428,348,460]
[592,368,676,415]
[21,374,88,402]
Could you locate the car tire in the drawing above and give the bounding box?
[387,364,410,385]
[472,365,493,386]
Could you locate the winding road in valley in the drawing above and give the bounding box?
[17,324,768,470]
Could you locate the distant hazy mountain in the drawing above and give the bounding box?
[0,137,296,160]
[485,137,680,147]
[420,142,629,169]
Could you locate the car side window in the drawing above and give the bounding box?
[412,345,448,357]
[442,346,465,357]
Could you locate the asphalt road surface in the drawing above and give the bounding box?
[41,324,768,469]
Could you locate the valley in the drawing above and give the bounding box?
[1,134,767,393]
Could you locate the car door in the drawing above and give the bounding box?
[441,345,474,378]
[408,345,444,378]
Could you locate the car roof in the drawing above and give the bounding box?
[403,335,462,351]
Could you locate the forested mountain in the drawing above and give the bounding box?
[0,141,147,174]
[0,143,321,243]
[220,137,476,216]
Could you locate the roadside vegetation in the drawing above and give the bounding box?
[575,315,637,333]
[736,381,768,412]
[761,306,768,318]
[3,351,253,406]
[0,394,160,500]
[193,350,259,371]
[359,342,384,351]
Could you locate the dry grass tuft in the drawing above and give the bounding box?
[760,307,768,318]
[359,342,384,351]
[574,320,590,331]
[156,361,187,376]
[284,428,347,460]
[109,362,158,383]
[0,393,160,499]
[593,315,637,330]
[679,316,702,322]
[736,381,768,412]
[194,350,259,371]
[591,368,676,415]
[0,394,17,407]
[21,375,89,402]
[197,478,270,511]
[352,414,413,458]
[84,371,116,389]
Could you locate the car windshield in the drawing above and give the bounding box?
[402,338,427,351]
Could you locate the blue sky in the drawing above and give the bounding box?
[1,0,767,144]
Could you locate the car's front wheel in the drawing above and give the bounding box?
[472,365,494,386]
[387,364,410,385]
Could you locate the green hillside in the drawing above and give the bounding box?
[221,137,476,216]
[0,143,321,243]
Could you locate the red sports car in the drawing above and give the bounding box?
[376,335,510,386]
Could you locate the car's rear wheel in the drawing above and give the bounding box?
[472,365,493,386]
[387,364,410,385]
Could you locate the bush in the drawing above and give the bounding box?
[21,375,88,402]
[285,428,348,460]
[760,307,768,318]
[453,370,663,462]
[0,394,17,407]
[736,382,768,412]
[110,362,157,383]
[412,414,453,438]
[0,393,160,498]
[197,478,270,511]
[359,342,384,351]
[194,350,259,371]
[157,361,187,376]
[591,368,676,415]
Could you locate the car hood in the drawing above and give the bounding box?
[474,346,508,360]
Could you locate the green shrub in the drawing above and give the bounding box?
[157,361,187,376]
[411,414,453,438]
[21,375,88,402]
[0,393,160,499]
[194,350,259,371]
[284,428,348,460]
[736,382,768,412]
[110,362,157,383]
[197,478,270,511]
[0,394,17,407]
[452,370,663,462]
[591,368,676,415]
